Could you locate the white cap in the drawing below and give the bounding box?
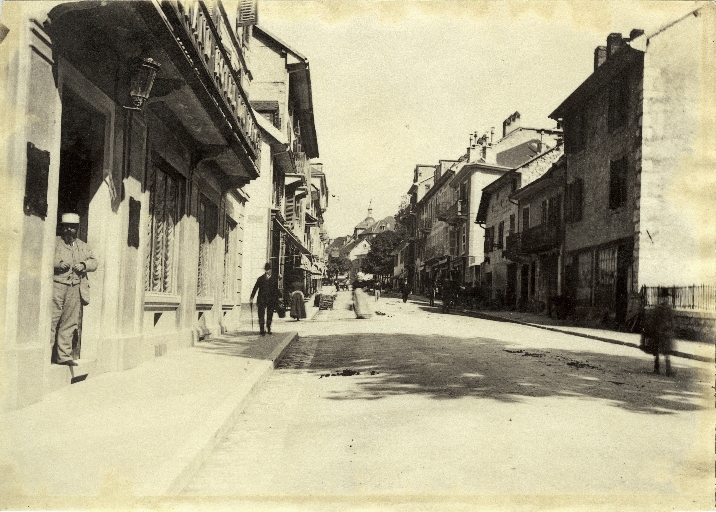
[61,213,80,224]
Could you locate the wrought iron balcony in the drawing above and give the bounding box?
[418,218,433,233]
[520,222,561,254]
[172,0,261,156]
[444,200,467,225]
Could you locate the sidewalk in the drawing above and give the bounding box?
[0,298,321,504]
[411,295,714,363]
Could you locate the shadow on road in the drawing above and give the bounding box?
[277,333,709,415]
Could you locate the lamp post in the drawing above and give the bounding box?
[125,57,160,111]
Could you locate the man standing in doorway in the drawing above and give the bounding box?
[250,262,280,336]
[51,213,97,365]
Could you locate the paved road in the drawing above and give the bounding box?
[183,291,713,508]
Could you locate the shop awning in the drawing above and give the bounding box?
[273,218,310,255]
[300,254,312,271]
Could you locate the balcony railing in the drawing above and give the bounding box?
[173,1,261,155]
[436,204,449,222]
[418,218,433,233]
[444,200,467,225]
[293,151,308,178]
[520,222,561,254]
[505,232,521,254]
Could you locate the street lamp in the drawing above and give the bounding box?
[125,57,161,111]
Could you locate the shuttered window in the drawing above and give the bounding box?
[236,0,258,27]
[197,196,219,298]
[565,109,586,154]
[145,164,183,293]
[223,216,238,301]
[609,157,628,209]
[608,71,630,133]
[484,226,494,254]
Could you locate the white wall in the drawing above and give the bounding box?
[240,138,273,305]
[638,6,716,287]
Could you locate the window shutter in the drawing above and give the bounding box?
[237,0,258,27]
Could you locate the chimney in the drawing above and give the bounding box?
[483,144,496,164]
[502,111,521,138]
[594,46,607,71]
[606,33,624,58]
[490,127,495,143]
[629,29,644,40]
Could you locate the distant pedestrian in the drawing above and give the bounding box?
[352,283,372,319]
[290,282,307,321]
[401,278,411,303]
[645,288,675,375]
[335,279,340,292]
[428,280,436,307]
[51,213,98,366]
[250,263,280,336]
[374,279,382,301]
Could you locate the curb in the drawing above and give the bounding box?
[145,331,298,495]
[462,310,714,363]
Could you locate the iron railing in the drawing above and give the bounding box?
[641,285,715,311]
[520,222,561,254]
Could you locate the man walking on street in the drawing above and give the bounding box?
[250,263,280,336]
[374,279,382,301]
[51,213,97,366]
[401,278,410,303]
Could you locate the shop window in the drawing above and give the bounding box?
[145,163,183,293]
[594,246,617,307]
[197,196,218,298]
[576,251,593,303]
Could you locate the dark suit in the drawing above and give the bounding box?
[250,273,280,334]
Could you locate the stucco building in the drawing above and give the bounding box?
[550,5,715,325]
[1,1,262,410]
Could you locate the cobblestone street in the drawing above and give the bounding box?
[182,292,712,508]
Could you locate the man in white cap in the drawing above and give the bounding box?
[51,213,97,365]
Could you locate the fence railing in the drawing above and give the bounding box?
[640,285,716,311]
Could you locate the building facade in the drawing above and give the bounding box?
[549,6,715,325]
[508,158,567,312]
[245,25,321,300]
[477,145,564,305]
[1,1,262,410]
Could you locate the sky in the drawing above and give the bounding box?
[257,1,700,239]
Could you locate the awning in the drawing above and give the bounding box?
[273,218,310,255]
[300,254,312,271]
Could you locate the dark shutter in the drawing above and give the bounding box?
[237,0,258,26]
[24,142,50,218]
[128,197,141,249]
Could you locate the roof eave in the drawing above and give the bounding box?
[550,46,643,120]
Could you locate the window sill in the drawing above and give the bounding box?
[144,292,181,311]
[196,296,215,309]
